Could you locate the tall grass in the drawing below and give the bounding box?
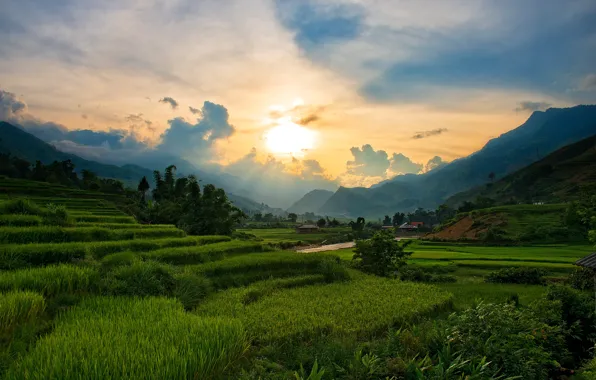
[187,252,348,289]
[75,222,177,229]
[0,265,97,296]
[0,226,185,244]
[5,297,248,379]
[0,215,42,227]
[197,275,453,343]
[0,291,45,333]
[0,236,231,269]
[141,241,270,265]
[73,215,136,224]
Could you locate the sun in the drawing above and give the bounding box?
[265,121,316,155]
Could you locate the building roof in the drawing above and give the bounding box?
[398,222,418,229]
[575,252,596,269]
[410,222,424,226]
[297,224,319,229]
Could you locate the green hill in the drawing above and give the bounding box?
[287,189,334,214]
[447,134,596,206]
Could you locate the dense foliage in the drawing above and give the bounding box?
[485,267,547,285]
[352,230,412,276]
[138,165,246,235]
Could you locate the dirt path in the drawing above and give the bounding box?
[296,236,420,253]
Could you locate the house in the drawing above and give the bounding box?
[410,222,424,227]
[295,224,320,234]
[398,222,419,232]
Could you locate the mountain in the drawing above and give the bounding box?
[227,193,286,216]
[287,189,334,214]
[320,105,596,218]
[0,121,279,213]
[446,134,596,206]
[0,121,154,186]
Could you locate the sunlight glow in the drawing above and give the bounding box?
[265,122,316,155]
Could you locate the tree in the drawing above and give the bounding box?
[288,213,298,223]
[488,172,496,182]
[253,213,263,222]
[382,215,392,226]
[137,176,150,201]
[352,230,412,276]
[350,217,365,231]
[316,218,326,228]
[392,212,405,227]
[329,218,340,227]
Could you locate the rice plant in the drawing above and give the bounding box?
[0,291,45,333]
[0,215,42,227]
[141,241,269,265]
[73,215,137,224]
[0,264,97,296]
[197,275,453,343]
[0,242,87,270]
[75,222,177,229]
[0,226,135,244]
[4,297,249,379]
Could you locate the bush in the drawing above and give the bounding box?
[0,199,43,216]
[352,230,412,276]
[399,266,457,283]
[446,302,568,379]
[567,267,596,291]
[105,261,176,297]
[485,267,547,285]
[4,297,248,379]
[173,273,212,310]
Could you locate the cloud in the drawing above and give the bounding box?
[268,102,326,127]
[189,106,201,115]
[579,73,596,91]
[157,101,235,159]
[424,156,447,172]
[346,144,390,177]
[159,97,179,109]
[81,114,88,119]
[389,153,423,175]
[515,101,552,112]
[0,89,27,119]
[275,0,366,51]
[412,128,448,139]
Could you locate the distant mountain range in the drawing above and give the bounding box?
[290,105,596,217]
[287,189,334,214]
[446,134,596,206]
[0,121,283,214]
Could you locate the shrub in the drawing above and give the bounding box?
[352,230,412,276]
[42,203,72,226]
[0,199,43,216]
[546,285,596,366]
[567,267,596,291]
[485,267,547,285]
[4,297,248,379]
[0,215,42,227]
[0,265,97,296]
[446,302,568,379]
[0,291,45,334]
[173,273,212,310]
[105,261,176,297]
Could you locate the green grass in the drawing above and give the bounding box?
[187,251,348,289]
[436,282,547,309]
[0,215,42,227]
[0,226,185,244]
[238,227,351,244]
[4,297,248,380]
[75,222,177,229]
[0,291,45,333]
[197,274,452,343]
[73,215,136,224]
[141,241,272,265]
[0,264,97,296]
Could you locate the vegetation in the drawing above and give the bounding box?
[352,230,412,276]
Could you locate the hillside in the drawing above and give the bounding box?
[0,121,154,187]
[424,204,584,243]
[320,105,596,217]
[447,135,596,206]
[287,189,334,214]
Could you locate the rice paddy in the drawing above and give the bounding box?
[1,189,592,378]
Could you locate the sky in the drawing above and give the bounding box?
[1,0,596,191]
